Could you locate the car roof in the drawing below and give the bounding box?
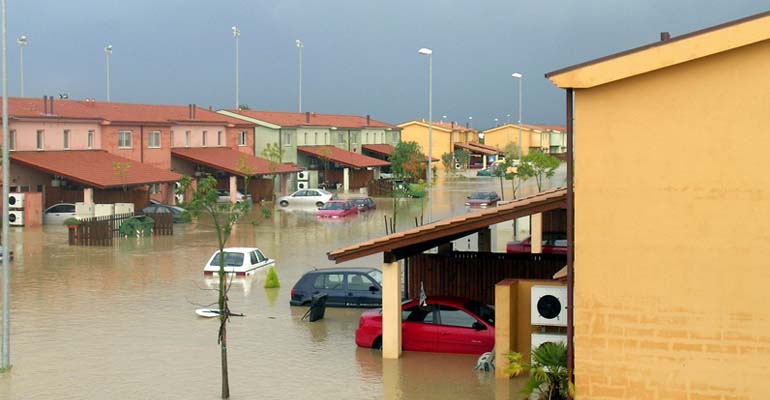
[303,267,380,275]
[45,202,75,210]
[406,296,478,306]
[215,247,261,253]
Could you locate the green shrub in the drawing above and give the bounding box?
[63,217,81,226]
[264,266,280,288]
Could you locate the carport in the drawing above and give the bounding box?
[327,187,566,359]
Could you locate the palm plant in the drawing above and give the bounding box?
[505,341,573,400]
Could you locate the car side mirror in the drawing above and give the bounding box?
[369,285,379,292]
[472,321,486,331]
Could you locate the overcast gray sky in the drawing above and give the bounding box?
[9,1,768,128]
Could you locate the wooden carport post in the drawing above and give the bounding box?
[382,252,402,359]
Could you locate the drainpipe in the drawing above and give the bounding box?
[347,130,351,151]
[566,88,575,387]
[140,125,144,163]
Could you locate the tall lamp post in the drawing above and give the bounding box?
[418,48,432,187]
[296,39,303,112]
[232,26,240,109]
[16,35,25,97]
[2,0,11,370]
[512,73,523,161]
[104,45,112,102]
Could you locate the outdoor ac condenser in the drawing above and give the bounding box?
[75,202,95,219]
[94,204,115,218]
[8,193,25,209]
[531,285,568,327]
[114,203,135,215]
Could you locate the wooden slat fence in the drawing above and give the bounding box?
[69,212,173,246]
[407,252,566,305]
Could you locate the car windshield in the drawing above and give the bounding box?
[367,270,383,285]
[464,300,495,326]
[469,192,492,200]
[209,252,244,267]
[321,202,346,210]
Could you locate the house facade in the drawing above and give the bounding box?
[547,11,770,399]
[397,120,477,162]
[481,124,566,156]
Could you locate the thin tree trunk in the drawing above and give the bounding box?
[221,328,229,398]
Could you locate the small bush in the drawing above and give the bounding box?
[63,217,81,226]
[264,266,280,288]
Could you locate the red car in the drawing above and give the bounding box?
[355,296,495,354]
[316,200,357,218]
[506,232,567,254]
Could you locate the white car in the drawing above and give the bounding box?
[216,189,247,203]
[203,247,274,276]
[43,203,76,225]
[276,189,334,208]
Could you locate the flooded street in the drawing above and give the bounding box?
[0,170,564,399]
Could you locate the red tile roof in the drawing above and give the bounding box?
[4,97,250,126]
[362,144,396,158]
[328,187,568,263]
[297,145,390,168]
[171,147,301,176]
[11,150,181,189]
[223,110,398,129]
[467,142,504,155]
[454,142,498,156]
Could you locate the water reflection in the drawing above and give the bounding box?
[0,170,564,399]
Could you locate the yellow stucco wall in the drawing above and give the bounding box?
[399,123,451,160]
[483,125,545,155]
[573,39,770,398]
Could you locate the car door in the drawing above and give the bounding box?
[435,305,493,354]
[401,304,439,352]
[292,190,308,206]
[305,190,320,205]
[345,273,380,306]
[311,272,346,306]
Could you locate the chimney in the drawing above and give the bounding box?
[193,104,197,119]
[305,111,310,123]
[451,121,455,129]
[50,96,54,114]
[188,104,192,119]
[465,122,469,128]
[366,114,370,126]
[209,105,213,111]
[660,32,670,41]
[43,96,48,115]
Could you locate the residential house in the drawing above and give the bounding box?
[546,11,770,399]
[397,120,481,164]
[218,110,397,191]
[481,123,567,157]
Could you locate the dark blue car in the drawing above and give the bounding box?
[290,267,383,307]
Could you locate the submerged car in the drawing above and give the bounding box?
[464,191,500,208]
[316,200,357,218]
[351,197,376,211]
[43,202,76,225]
[355,296,495,354]
[142,204,187,223]
[203,247,274,276]
[277,188,334,208]
[216,189,247,203]
[290,267,383,307]
[506,232,567,255]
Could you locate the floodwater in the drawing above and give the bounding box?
[0,169,565,399]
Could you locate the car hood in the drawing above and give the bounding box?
[317,209,347,217]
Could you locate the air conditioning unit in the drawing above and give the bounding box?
[114,203,135,215]
[8,210,23,226]
[76,202,95,219]
[297,171,309,181]
[531,332,567,357]
[297,181,309,190]
[8,193,24,209]
[455,162,461,169]
[531,285,568,327]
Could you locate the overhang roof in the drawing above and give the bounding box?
[171,147,301,175]
[454,142,498,156]
[467,142,503,155]
[328,187,567,263]
[362,144,438,163]
[298,145,390,169]
[11,150,181,189]
[546,10,770,88]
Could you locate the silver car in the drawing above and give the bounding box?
[43,203,76,225]
[276,189,334,208]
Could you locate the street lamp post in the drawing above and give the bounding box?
[296,39,303,112]
[2,0,11,370]
[105,45,112,102]
[512,73,523,161]
[232,26,240,109]
[16,35,25,97]
[418,48,432,187]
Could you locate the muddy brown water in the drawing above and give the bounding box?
[0,171,563,399]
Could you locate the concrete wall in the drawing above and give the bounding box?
[8,121,102,151]
[399,123,450,160]
[253,125,282,160]
[573,38,770,399]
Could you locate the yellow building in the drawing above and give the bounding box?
[548,11,770,399]
[482,124,566,156]
[397,120,477,160]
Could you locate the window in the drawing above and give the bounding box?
[282,132,291,146]
[351,132,359,144]
[437,305,478,328]
[118,131,132,148]
[324,132,328,144]
[313,273,344,290]
[250,251,258,265]
[365,132,369,143]
[303,132,308,145]
[36,130,44,150]
[402,305,435,324]
[185,131,191,147]
[9,130,15,151]
[255,250,266,262]
[346,274,373,291]
[170,130,175,146]
[149,183,161,194]
[238,131,247,146]
[338,132,345,144]
[202,130,207,146]
[63,129,70,149]
[217,131,222,146]
[209,252,244,267]
[148,131,161,148]
[314,132,318,145]
[87,130,94,149]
